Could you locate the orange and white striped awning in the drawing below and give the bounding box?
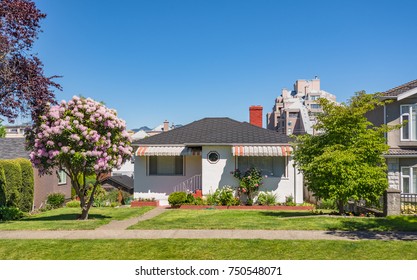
[232,145,292,156]
[136,146,202,156]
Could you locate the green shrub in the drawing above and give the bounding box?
[66,200,81,208]
[285,195,296,206]
[207,186,240,206]
[185,193,195,204]
[0,159,22,207]
[46,193,66,209]
[15,158,34,212]
[168,192,187,207]
[257,192,277,206]
[0,167,6,207]
[317,198,337,210]
[0,206,25,221]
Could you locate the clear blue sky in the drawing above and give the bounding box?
[32,0,417,129]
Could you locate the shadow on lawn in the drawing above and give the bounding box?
[25,213,111,221]
[258,211,316,218]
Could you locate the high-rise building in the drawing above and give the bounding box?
[266,77,336,135]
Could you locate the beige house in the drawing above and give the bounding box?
[367,79,417,194]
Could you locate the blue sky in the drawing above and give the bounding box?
[31,0,417,129]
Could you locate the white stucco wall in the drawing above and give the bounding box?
[134,155,202,196]
[201,146,239,194]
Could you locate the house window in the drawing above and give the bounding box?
[401,167,417,193]
[148,156,184,176]
[58,170,66,185]
[237,157,286,177]
[401,105,417,140]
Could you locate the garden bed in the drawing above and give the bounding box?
[178,205,314,210]
[131,200,159,207]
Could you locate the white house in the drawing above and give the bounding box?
[132,117,303,205]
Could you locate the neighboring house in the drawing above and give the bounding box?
[99,175,134,194]
[4,124,29,138]
[132,117,303,205]
[0,138,71,210]
[367,79,417,194]
[266,77,337,135]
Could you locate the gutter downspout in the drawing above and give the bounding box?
[293,159,297,204]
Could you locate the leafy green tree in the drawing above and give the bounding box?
[0,120,5,137]
[293,92,397,214]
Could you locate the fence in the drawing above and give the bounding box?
[401,193,417,214]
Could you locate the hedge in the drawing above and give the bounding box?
[0,160,21,208]
[15,158,34,212]
[0,167,6,207]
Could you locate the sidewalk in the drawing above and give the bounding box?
[0,207,416,241]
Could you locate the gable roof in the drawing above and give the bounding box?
[133,117,291,146]
[0,138,30,159]
[99,175,134,193]
[382,79,417,97]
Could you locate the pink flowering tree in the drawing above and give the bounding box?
[26,96,132,219]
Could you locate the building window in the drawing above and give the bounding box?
[148,156,184,176]
[309,95,319,101]
[401,105,417,140]
[401,167,417,193]
[288,112,299,118]
[237,157,286,177]
[58,170,66,185]
[310,104,321,109]
[207,151,220,164]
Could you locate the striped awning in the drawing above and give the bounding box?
[232,145,292,156]
[136,146,202,156]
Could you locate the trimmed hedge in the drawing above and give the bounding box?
[15,158,34,212]
[0,167,6,207]
[0,160,21,208]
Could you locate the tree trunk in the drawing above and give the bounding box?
[337,200,345,214]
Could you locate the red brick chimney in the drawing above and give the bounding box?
[249,105,263,128]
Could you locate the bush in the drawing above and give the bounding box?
[0,206,25,221]
[257,192,277,206]
[317,198,337,210]
[46,193,66,209]
[168,192,187,207]
[66,200,81,208]
[0,167,6,207]
[0,159,22,207]
[285,195,296,206]
[15,158,34,212]
[207,186,240,206]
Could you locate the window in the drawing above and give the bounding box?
[309,95,319,101]
[207,151,220,164]
[310,104,321,109]
[58,170,66,185]
[148,156,184,176]
[237,157,286,177]
[401,105,417,140]
[288,112,299,118]
[401,167,417,193]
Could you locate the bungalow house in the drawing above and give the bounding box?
[0,138,72,210]
[132,117,303,205]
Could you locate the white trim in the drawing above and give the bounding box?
[397,87,417,101]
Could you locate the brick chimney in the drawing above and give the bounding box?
[249,106,263,128]
[163,120,169,132]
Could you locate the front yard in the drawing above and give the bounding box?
[1,239,417,260]
[128,209,417,231]
[0,207,154,230]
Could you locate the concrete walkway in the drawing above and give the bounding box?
[1,207,417,241]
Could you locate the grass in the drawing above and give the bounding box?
[0,239,416,260]
[0,207,154,230]
[128,209,417,231]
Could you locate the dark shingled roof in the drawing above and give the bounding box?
[99,175,134,194]
[0,138,30,159]
[382,79,417,97]
[133,117,291,145]
[386,148,417,156]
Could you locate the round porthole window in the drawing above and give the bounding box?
[207,151,220,164]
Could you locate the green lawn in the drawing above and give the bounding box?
[0,207,154,230]
[128,209,417,231]
[0,239,416,260]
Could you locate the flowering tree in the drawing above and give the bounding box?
[232,167,263,205]
[26,96,132,219]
